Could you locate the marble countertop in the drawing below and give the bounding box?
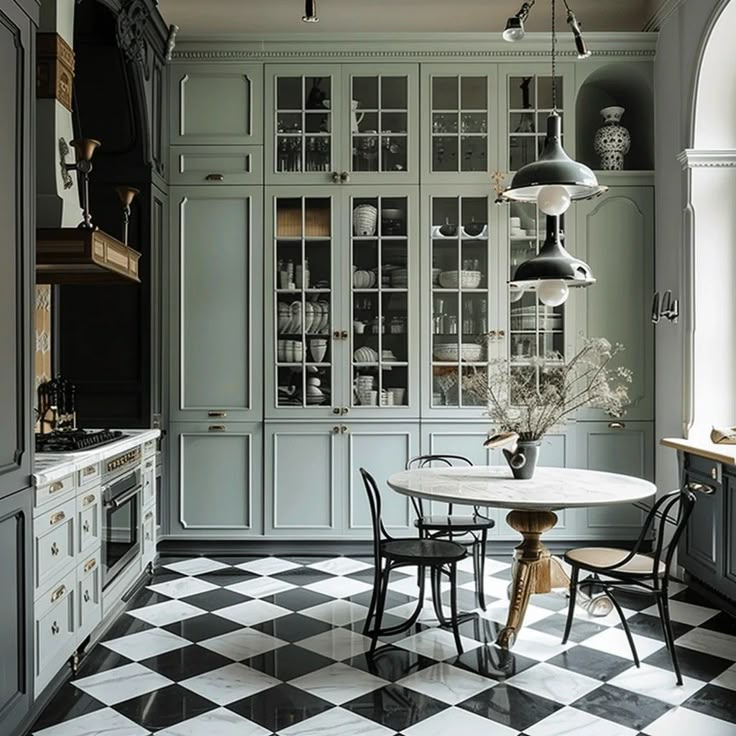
[387,465,656,511]
[660,437,736,466]
[33,429,161,486]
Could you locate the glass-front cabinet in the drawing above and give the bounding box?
[265,186,419,419]
[265,64,418,184]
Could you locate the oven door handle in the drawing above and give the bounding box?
[104,486,140,509]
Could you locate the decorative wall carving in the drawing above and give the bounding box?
[36,33,75,111]
[117,0,152,78]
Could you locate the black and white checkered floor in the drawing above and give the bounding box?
[30,554,736,736]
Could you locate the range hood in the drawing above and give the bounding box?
[36,228,141,284]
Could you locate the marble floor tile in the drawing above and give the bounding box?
[161,613,242,643]
[304,576,374,599]
[224,575,297,598]
[126,599,203,627]
[479,599,556,626]
[396,661,494,704]
[712,664,736,692]
[525,705,639,736]
[112,684,217,731]
[279,707,394,736]
[642,705,736,736]
[403,705,517,736]
[571,683,671,732]
[213,599,292,626]
[244,644,337,682]
[32,708,149,736]
[506,661,601,704]
[681,683,736,723]
[396,627,481,661]
[297,628,374,661]
[154,706,271,736]
[235,557,302,575]
[139,644,233,681]
[581,627,665,661]
[301,599,370,626]
[180,662,280,704]
[175,587,249,612]
[306,557,374,576]
[102,628,189,661]
[72,663,172,705]
[676,627,736,661]
[641,599,721,627]
[608,662,706,705]
[251,612,333,642]
[289,662,387,704]
[643,644,734,682]
[199,627,289,661]
[506,627,576,662]
[147,577,220,600]
[163,558,231,576]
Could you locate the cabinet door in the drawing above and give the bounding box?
[345,423,419,536]
[265,423,342,537]
[265,188,343,419]
[265,64,343,184]
[342,63,419,184]
[169,422,262,537]
[574,187,654,420]
[575,421,651,539]
[0,1,32,501]
[170,186,262,422]
[345,187,420,418]
[170,63,262,145]
[0,487,32,733]
[421,64,499,184]
[724,474,736,599]
[680,467,722,585]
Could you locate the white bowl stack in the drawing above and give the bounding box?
[433,343,483,362]
[438,270,482,289]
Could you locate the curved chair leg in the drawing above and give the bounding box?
[660,594,683,685]
[379,566,427,636]
[449,563,463,655]
[363,558,383,636]
[607,590,639,668]
[370,561,393,654]
[478,530,488,611]
[430,566,446,625]
[561,565,579,644]
[654,596,672,653]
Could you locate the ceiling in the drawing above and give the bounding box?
[158,0,669,37]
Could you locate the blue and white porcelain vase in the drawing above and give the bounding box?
[593,106,631,171]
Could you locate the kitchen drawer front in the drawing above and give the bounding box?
[142,456,156,509]
[35,568,76,693]
[77,486,101,554]
[77,549,102,644]
[143,438,157,457]
[77,462,100,488]
[169,145,263,185]
[142,507,156,566]
[35,472,76,513]
[685,453,721,483]
[34,497,76,595]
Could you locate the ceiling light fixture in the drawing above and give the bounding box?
[302,0,319,23]
[564,1,591,59]
[502,1,535,42]
[501,0,605,210]
[509,215,595,304]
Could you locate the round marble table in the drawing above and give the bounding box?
[387,466,656,648]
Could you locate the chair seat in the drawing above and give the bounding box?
[381,538,467,563]
[414,514,496,533]
[565,547,667,576]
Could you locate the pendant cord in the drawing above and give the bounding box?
[551,0,557,113]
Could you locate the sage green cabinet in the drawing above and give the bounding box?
[265,63,419,184]
[264,421,418,538]
[169,145,263,186]
[168,423,263,537]
[574,185,654,421]
[169,63,263,145]
[169,186,263,422]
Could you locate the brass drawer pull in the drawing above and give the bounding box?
[51,542,60,556]
[208,425,226,432]
[49,481,64,493]
[82,465,96,477]
[687,481,716,495]
[608,421,626,429]
[50,585,65,603]
[50,511,66,526]
[84,558,96,573]
[208,410,227,417]
[205,173,224,181]
[83,493,96,507]
[51,621,60,635]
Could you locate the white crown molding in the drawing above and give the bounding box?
[678,149,736,168]
[643,0,686,32]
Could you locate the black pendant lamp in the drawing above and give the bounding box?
[510,215,595,306]
[501,0,606,206]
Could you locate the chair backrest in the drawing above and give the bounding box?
[632,485,698,580]
[359,468,391,566]
[405,454,473,518]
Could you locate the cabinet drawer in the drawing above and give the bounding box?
[77,550,102,643]
[77,462,100,488]
[142,457,156,509]
[143,438,157,457]
[34,497,76,595]
[685,453,721,483]
[35,472,76,513]
[35,568,76,690]
[77,486,101,554]
[169,146,263,185]
[142,508,156,566]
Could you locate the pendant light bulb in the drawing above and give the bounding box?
[566,8,591,59]
[538,279,570,307]
[510,286,525,303]
[502,1,535,42]
[537,185,571,216]
[302,0,319,23]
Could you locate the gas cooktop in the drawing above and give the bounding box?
[35,429,125,453]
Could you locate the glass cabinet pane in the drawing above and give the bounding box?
[275,76,332,173]
[351,196,410,408]
[274,197,333,408]
[430,196,491,408]
[431,76,489,174]
[351,75,409,173]
[508,75,563,171]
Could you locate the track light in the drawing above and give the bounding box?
[502,1,535,42]
[566,7,591,59]
[302,0,319,23]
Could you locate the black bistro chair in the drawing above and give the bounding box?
[562,486,698,685]
[360,468,467,655]
[407,454,495,610]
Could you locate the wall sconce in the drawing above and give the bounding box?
[115,186,140,245]
[66,138,101,229]
[651,290,679,324]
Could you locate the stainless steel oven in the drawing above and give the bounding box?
[102,448,142,590]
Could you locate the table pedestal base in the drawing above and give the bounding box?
[497,509,564,648]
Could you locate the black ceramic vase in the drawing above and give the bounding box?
[503,440,542,480]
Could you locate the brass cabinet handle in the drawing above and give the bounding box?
[205,173,224,181]
[208,425,226,432]
[51,542,60,556]
[83,521,91,533]
[687,481,716,495]
[51,621,60,635]
[50,585,65,603]
[83,493,96,507]
[84,558,96,573]
[84,590,91,603]
[82,465,96,477]
[608,421,626,429]
[208,410,227,418]
[49,481,64,493]
[50,511,66,526]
